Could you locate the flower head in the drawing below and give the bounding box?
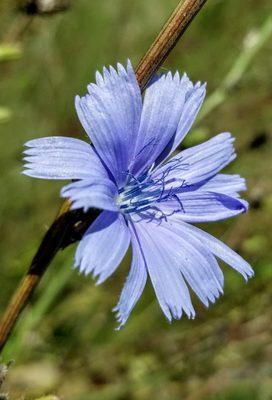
[23,60,253,328]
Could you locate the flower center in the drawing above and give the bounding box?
[116,173,163,214]
[116,162,186,221]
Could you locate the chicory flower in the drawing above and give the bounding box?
[23,60,253,328]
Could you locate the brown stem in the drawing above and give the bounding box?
[0,0,208,354]
[136,0,207,90]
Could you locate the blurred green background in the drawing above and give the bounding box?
[0,0,272,399]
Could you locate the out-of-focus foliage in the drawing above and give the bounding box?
[0,43,21,62]
[0,1,272,399]
[0,43,22,122]
[0,107,12,123]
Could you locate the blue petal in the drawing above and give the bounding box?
[175,221,254,280]
[75,60,142,186]
[156,81,206,164]
[23,136,107,180]
[154,132,236,187]
[133,221,195,321]
[75,211,130,283]
[154,221,224,307]
[131,73,192,175]
[195,174,247,197]
[114,223,147,329]
[61,178,118,212]
[163,191,248,222]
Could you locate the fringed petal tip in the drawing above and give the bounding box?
[243,266,254,282]
[22,136,107,181]
[198,81,207,89]
[241,199,249,213]
[75,262,111,285]
[76,264,111,287]
[236,267,254,283]
[113,307,128,331]
[76,61,137,100]
[114,304,196,331]
[21,166,64,180]
[87,59,136,90]
[23,138,48,149]
[21,168,32,177]
[24,138,44,148]
[113,297,198,331]
[24,140,32,148]
[164,305,196,324]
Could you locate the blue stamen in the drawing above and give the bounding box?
[116,159,187,220]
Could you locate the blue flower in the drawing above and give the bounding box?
[23,60,253,328]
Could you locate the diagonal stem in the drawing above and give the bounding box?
[0,0,207,354]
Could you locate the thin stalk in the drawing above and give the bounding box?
[0,0,208,354]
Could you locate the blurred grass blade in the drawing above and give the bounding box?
[0,107,12,123]
[33,397,60,400]
[2,259,74,360]
[199,16,272,121]
[0,44,22,123]
[0,43,22,62]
